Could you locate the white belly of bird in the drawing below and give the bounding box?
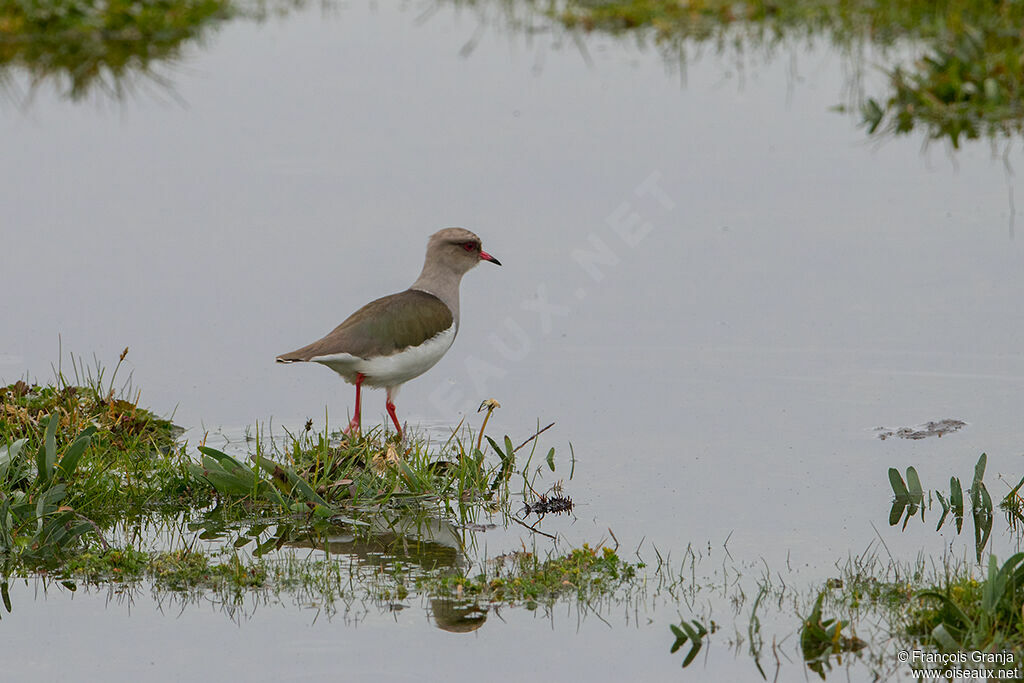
[310,324,457,388]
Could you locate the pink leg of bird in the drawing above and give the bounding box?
[385,387,402,438]
[344,373,365,435]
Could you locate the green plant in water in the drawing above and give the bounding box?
[189,412,561,527]
[800,591,866,679]
[0,416,100,568]
[886,453,994,561]
[669,618,709,668]
[911,553,1024,664]
[864,26,1024,146]
[415,544,639,607]
[556,0,1024,145]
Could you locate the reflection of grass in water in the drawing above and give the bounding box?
[0,0,232,100]
[555,0,1024,145]
[55,542,640,609]
[862,26,1024,146]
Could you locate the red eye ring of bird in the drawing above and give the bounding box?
[462,242,477,252]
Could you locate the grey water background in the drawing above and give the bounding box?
[2,1,1024,679]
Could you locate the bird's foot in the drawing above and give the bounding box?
[342,418,360,437]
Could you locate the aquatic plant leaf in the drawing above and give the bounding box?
[888,468,909,500]
[193,458,252,497]
[951,477,964,533]
[889,500,907,526]
[979,482,992,515]
[253,537,279,556]
[979,553,1022,613]
[485,436,504,459]
[252,457,328,507]
[680,622,705,667]
[57,434,92,479]
[917,590,973,631]
[973,482,994,560]
[1002,553,1024,594]
[36,415,59,484]
[669,620,706,667]
[669,624,686,653]
[935,491,950,531]
[950,477,963,512]
[973,453,987,490]
[0,439,27,480]
[905,467,924,505]
[38,484,66,510]
[0,581,9,613]
[546,447,555,472]
[199,447,257,488]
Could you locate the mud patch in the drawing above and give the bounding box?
[875,419,967,440]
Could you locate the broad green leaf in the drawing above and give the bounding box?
[973,453,987,488]
[485,436,504,459]
[36,416,59,484]
[889,500,906,527]
[253,457,328,506]
[57,434,92,479]
[936,491,950,531]
[979,482,993,516]
[681,637,703,667]
[669,624,686,653]
[905,467,924,504]
[199,447,257,487]
[0,439,26,482]
[888,468,909,500]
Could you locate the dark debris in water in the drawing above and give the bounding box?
[522,494,574,517]
[876,419,967,440]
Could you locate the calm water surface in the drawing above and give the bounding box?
[2,1,1023,679]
